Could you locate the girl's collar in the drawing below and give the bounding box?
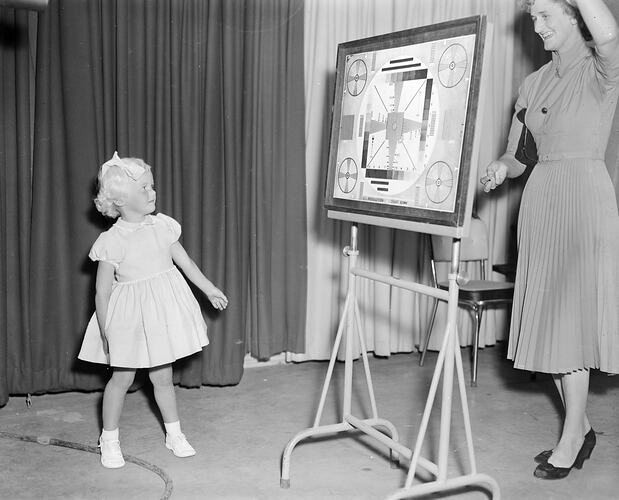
[115,214,157,231]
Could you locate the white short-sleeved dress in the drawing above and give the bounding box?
[505,42,619,374]
[78,213,209,368]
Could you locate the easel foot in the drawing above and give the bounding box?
[385,473,501,500]
[280,417,406,489]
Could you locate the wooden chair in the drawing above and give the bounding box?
[419,217,514,386]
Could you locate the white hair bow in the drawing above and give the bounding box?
[101,151,145,180]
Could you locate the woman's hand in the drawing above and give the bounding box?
[480,160,509,192]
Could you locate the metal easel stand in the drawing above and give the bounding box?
[280,224,500,499]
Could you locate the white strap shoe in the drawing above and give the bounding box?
[165,433,196,457]
[99,438,125,468]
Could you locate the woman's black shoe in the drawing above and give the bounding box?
[534,449,552,464]
[534,460,571,479]
[534,428,595,464]
[533,430,596,479]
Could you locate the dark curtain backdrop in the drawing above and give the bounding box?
[0,0,306,406]
[0,9,36,406]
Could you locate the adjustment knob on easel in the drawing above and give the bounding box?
[343,245,359,257]
[456,271,470,286]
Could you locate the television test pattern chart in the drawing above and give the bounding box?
[332,34,475,213]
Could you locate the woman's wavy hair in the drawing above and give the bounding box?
[520,0,592,42]
[94,157,152,218]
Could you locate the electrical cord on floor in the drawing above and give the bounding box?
[0,430,173,500]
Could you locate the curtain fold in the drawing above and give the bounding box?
[299,0,552,361]
[243,0,307,359]
[28,0,109,393]
[0,0,306,406]
[0,9,36,402]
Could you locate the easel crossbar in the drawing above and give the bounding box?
[345,415,438,476]
[351,267,448,301]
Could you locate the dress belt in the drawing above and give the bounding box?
[537,151,602,161]
[115,267,176,285]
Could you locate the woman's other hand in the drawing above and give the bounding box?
[480,160,509,192]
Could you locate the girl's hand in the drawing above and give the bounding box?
[207,287,229,311]
[480,160,508,192]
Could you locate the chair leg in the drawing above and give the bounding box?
[419,299,440,366]
[471,307,483,387]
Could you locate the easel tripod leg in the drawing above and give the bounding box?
[280,294,352,487]
[454,324,477,473]
[353,300,401,467]
[313,293,351,427]
[405,319,451,488]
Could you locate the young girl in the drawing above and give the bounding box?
[79,151,228,468]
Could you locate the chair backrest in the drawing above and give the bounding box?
[430,217,490,263]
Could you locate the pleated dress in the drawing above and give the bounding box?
[78,213,209,368]
[505,41,619,374]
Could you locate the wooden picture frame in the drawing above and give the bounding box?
[324,15,489,237]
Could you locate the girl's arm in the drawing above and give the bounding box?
[94,261,115,353]
[571,0,618,54]
[171,241,228,310]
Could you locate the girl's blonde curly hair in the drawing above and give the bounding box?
[94,157,152,218]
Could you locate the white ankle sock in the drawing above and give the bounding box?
[101,428,119,441]
[164,421,182,436]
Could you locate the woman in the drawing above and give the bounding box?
[481,0,619,479]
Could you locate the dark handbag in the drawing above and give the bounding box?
[514,108,538,167]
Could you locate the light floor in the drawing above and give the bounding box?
[1,345,618,499]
